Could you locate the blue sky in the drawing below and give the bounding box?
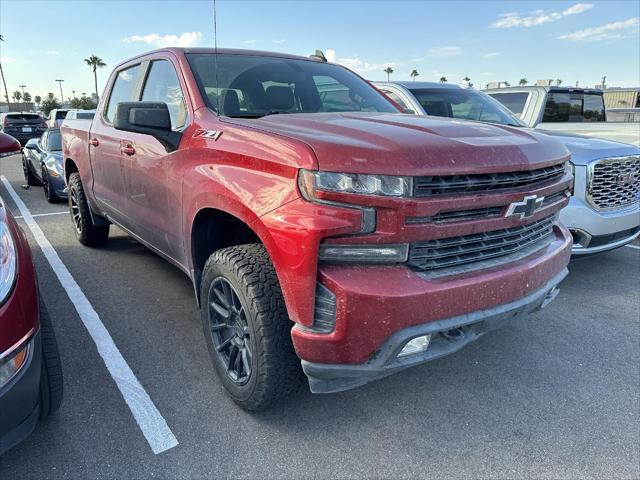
[1,0,638,102]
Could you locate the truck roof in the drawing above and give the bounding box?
[483,85,604,95]
[377,81,465,90]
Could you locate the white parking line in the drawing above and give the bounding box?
[15,211,67,219]
[626,244,640,250]
[1,176,178,455]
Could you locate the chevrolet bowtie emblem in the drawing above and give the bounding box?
[505,195,545,219]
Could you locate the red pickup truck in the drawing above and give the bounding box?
[61,48,572,410]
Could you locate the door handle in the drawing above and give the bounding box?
[120,145,136,156]
[90,138,99,147]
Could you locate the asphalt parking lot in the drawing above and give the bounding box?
[0,153,638,479]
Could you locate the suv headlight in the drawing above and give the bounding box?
[0,217,18,305]
[299,170,412,198]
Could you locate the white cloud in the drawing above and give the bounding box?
[0,56,25,63]
[124,31,202,48]
[492,3,593,28]
[558,17,639,41]
[46,50,60,56]
[482,52,502,59]
[325,49,395,73]
[428,46,462,57]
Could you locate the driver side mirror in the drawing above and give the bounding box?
[113,101,181,152]
[24,140,39,151]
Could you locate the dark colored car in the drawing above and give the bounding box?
[62,48,571,410]
[22,129,67,202]
[0,131,63,455]
[0,113,48,146]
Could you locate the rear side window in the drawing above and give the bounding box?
[105,64,141,122]
[76,112,95,119]
[55,111,68,120]
[141,60,187,129]
[542,92,606,122]
[487,92,529,115]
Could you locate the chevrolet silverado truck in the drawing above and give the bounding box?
[376,81,640,254]
[484,86,640,147]
[61,48,572,410]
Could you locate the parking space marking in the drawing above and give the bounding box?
[15,211,68,219]
[1,176,179,455]
[625,244,640,250]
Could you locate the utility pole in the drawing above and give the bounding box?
[0,34,11,111]
[55,79,65,107]
[575,81,579,87]
[19,84,26,110]
[601,75,606,90]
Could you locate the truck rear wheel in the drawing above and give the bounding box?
[200,244,303,411]
[67,172,109,246]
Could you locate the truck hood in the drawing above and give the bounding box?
[224,113,569,175]
[537,129,640,166]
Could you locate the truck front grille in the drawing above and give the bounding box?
[408,215,556,274]
[587,156,640,210]
[413,163,564,196]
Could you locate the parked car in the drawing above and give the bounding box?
[22,128,67,202]
[63,110,96,122]
[62,48,572,410]
[0,132,63,455]
[0,112,48,145]
[482,86,640,146]
[375,81,640,255]
[46,109,69,128]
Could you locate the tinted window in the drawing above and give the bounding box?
[105,65,141,122]
[542,92,606,122]
[47,130,62,150]
[55,111,68,120]
[5,113,41,122]
[76,112,95,119]
[187,53,397,117]
[487,92,529,115]
[141,60,187,129]
[408,88,520,125]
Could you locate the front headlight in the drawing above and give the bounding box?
[0,218,18,304]
[299,170,412,198]
[566,161,575,195]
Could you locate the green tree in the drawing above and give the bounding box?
[384,66,394,81]
[23,92,32,103]
[84,54,107,102]
[69,95,97,110]
[41,93,61,115]
[12,91,21,102]
[34,95,42,106]
[410,69,419,81]
[518,78,528,86]
[439,76,448,83]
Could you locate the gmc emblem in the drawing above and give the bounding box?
[505,195,545,220]
[616,172,636,186]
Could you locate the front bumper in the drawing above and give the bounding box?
[303,269,567,393]
[560,165,640,255]
[0,331,42,455]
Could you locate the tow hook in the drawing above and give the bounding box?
[540,286,560,309]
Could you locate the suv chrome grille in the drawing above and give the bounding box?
[408,215,555,274]
[588,156,640,210]
[413,163,564,196]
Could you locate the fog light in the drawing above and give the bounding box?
[398,335,431,357]
[0,341,30,388]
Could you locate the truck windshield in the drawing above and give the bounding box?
[186,53,398,117]
[542,92,606,122]
[408,87,522,126]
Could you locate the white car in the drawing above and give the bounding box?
[47,109,70,128]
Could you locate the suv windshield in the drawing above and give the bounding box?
[187,53,398,117]
[408,87,522,126]
[542,92,606,122]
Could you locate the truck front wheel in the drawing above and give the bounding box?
[67,172,109,246]
[200,244,303,411]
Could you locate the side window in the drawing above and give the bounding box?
[488,92,529,115]
[141,60,187,130]
[105,64,141,123]
[380,89,409,111]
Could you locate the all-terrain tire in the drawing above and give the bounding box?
[200,244,303,411]
[39,300,63,418]
[68,172,109,246]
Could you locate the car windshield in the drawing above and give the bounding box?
[408,88,522,126]
[542,92,606,122]
[187,53,398,117]
[47,130,62,150]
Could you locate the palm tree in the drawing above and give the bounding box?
[462,76,472,87]
[518,78,528,86]
[384,66,394,81]
[84,54,107,102]
[556,79,562,86]
[439,76,448,83]
[410,69,419,81]
[34,95,42,107]
[12,91,21,102]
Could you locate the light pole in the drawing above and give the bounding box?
[19,84,26,110]
[55,79,64,107]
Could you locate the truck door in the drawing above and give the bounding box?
[121,58,187,262]
[90,63,143,226]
